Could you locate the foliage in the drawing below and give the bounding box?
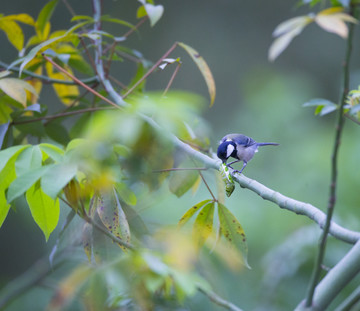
[0,0,360,310]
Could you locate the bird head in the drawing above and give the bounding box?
[217,140,237,163]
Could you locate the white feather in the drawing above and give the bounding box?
[226,144,235,158]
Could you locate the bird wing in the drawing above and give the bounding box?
[221,134,256,147]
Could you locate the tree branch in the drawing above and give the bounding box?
[305,7,358,307]
[296,239,360,310]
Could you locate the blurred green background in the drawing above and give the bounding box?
[1,0,360,310]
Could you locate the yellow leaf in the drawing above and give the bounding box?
[192,202,215,249]
[178,199,212,228]
[45,62,79,105]
[0,78,38,107]
[0,19,24,51]
[318,7,344,15]
[178,42,216,106]
[5,13,35,25]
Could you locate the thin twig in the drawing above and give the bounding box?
[42,54,121,109]
[197,285,243,311]
[122,42,178,99]
[304,7,358,307]
[199,170,217,201]
[345,113,360,125]
[162,62,181,97]
[152,167,207,173]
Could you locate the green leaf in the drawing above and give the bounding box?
[178,199,212,228]
[18,32,70,75]
[303,98,338,116]
[41,163,77,199]
[0,145,29,172]
[0,190,10,227]
[218,203,250,269]
[127,63,147,94]
[168,169,199,197]
[7,165,50,202]
[178,42,216,106]
[26,181,60,241]
[14,120,46,137]
[100,16,135,30]
[45,121,71,145]
[39,143,64,162]
[36,0,59,36]
[115,182,137,206]
[192,202,215,249]
[121,204,149,239]
[15,145,43,175]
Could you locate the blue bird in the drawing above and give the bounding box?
[217,133,279,174]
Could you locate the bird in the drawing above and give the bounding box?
[217,133,279,174]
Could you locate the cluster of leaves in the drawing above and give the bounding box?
[0,0,251,309]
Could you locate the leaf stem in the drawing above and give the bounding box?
[304,6,358,307]
[162,61,181,97]
[0,60,99,85]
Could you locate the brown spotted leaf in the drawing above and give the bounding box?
[178,199,212,228]
[218,203,250,268]
[192,202,215,249]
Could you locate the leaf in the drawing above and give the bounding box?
[39,143,64,162]
[315,8,357,38]
[269,15,313,62]
[178,42,216,106]
[0,78,38,106]
[0,19,24,51]
[218,203,250,268]
[82,223,93,262]
[14,120,46,137]
[15,145,43,175]
[45,121,71,145]
[100,16,135,30]
[26,181,60,241]
[115,182,137,205]
[168,169,199,197]
[7,165,50,202]
[0,190,10,227]
[18,32,70,75]
[137,3,164,27]
[36,0,59,37]
[192,202,215,249]
[0,145,29,172]
[41,163,77,199]
[96,190,131,250]
[121,204,149,239]
[0,122,10,149]
[303,98,338,116]
[178,199,212,228]
[6,14,34,25]
[272,16,313,37]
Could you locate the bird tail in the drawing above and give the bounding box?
[257,142,279,146]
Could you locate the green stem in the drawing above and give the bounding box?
[0,60,98,85]
[304,7,357,307]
